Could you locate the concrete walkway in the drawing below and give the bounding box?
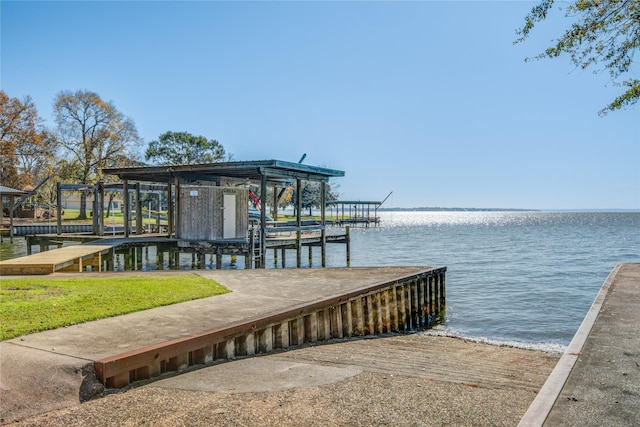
[0,266,429,423]
[519,263,640,426]
[3,264,638,425]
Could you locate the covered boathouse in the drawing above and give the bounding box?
[101,160,346,269]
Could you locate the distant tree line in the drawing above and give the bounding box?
[1,89,337,218]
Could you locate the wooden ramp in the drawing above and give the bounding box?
[0,244,114,275]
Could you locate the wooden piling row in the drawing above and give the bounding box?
[94,267,446,389]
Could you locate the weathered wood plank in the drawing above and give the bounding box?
[0,244,113,275]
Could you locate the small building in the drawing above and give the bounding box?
[178,185,248,240]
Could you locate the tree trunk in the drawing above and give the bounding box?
[78,192,88,220]
[105,193,115,217]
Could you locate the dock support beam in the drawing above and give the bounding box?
[166,182,173,238]
[123,180,129,238]
[174,177,180,239]
[97,180,105,236]
[57,182,62,236]
[259,173,267,268]
[321,181,326,267]
[135,183,143,235]
[296,178,302,268]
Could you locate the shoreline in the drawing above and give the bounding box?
[423,328,568,355]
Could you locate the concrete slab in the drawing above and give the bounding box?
[0,342,91,423]
[3,267,428,361]
[151,357,363,393]
[544,263,640,426]
[519,263,640,427]
[0,266,429,423]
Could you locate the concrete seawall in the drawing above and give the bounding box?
[94,266,446,388]
[519,263,640,426]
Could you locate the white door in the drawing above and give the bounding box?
[223,194,236,239]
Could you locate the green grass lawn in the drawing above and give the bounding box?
[0,275,230,340]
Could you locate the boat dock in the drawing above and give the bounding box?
[1,226,351,274]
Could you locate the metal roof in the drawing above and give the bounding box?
[0,185,29,196]
[102,160,345,184]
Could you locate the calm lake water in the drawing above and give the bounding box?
[2,210,638,352]
[346,211,639,353]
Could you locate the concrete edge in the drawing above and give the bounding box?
[517,263,623,427]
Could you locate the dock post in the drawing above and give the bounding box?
[321,181,326,267]
[136,247,143,270]
[97,180,105,236]
[259,173,267,268]
[157,249,164,270]
[321,230,326,267]
[440,273,446,315]
[92,185,98,235]
[296,178,302,268]
[167,182,173,238]
[56,182,62,236]
[135,183,143,235]
[249,229,255,269]
[296,231,302,268]
[345,226,351,267]
[174,178,180,239]
[123,180,130,238]
[7,194,14,243]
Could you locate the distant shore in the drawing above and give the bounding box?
[378,207,538,212]
[378,207,640,212]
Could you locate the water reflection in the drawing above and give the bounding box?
[1,237,28,261]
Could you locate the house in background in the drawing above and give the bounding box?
[62,191,123,212]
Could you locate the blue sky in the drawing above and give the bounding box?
[2,1,638,209]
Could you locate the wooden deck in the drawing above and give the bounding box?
[1,230,350,274]
[0,243,114,275]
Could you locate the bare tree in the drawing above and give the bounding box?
[54,90,141,219]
